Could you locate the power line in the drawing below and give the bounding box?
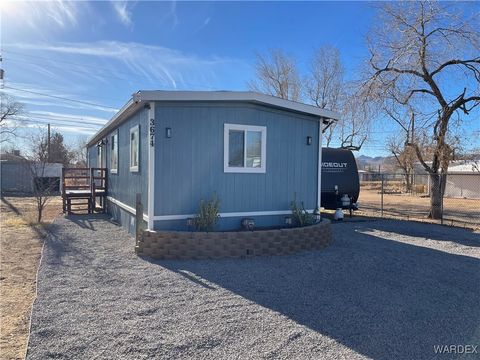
[17,112,107,127]
[16,118,100,131]
[20,120,97,133]
[21,115,105,128]
[2,85,119,110]
[26,112,108,124]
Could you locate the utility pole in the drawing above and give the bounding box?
[47,123,51,162]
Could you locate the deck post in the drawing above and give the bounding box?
[61,168,66,213]
[135,193,143,244]
[92,181,96,214]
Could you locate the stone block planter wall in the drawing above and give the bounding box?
[135,219,332,260]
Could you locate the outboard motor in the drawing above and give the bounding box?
[321,148,360,211]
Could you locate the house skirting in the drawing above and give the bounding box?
[135,219,332,260]
[106,198,147,235]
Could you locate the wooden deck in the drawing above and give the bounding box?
[61,168,107,214]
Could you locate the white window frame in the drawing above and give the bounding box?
[224,123,266,173]
[130,125,140,172]
[110,131,118,174]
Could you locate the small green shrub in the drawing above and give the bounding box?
[193,193,220,232]
[290,193,314,227]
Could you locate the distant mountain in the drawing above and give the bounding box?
[355,154,395,171]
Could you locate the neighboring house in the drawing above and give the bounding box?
[0,151,62,194]
[86,90,340,233]
[447,160,480,173]
[444,161,480,199]
[413,160,480,199]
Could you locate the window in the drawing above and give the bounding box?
[224,124,266,173]
[130,125,140,172]
[97,145,103,167]
[110,132,118,174]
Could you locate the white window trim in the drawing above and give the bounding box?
[130,125,140,172]
[110,131,118,174]
[224,123,266,173]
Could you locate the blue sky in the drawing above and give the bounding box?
[1,1,478,156]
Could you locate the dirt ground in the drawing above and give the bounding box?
[0,196,62,360]
[358,188,480,229]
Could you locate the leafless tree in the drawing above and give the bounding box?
[383,104,417,190]
[363,1,480,218]
[249,49,301,101]
[387,137,417,192]
[249,46,372,150]
[338,87,374,151]
[22,131,58,223]
[69,135,89,167]
[31,129,73,167]
[0,94,24,144]
[305,46,344,146]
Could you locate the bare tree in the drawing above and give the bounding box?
[249,49,301,101]
[69,135,89,167]
[338,89,373,151]
[22,131,58,223]
[363,1,480,218]
[0,94,24,144]
[383,104,417,190]
[31,130,73,167]
[387,137,416,192]
[305,46,344,146]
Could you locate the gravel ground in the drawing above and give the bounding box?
[27,215,480,360]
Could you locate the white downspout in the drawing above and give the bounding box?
[317,119,323,212]
[147,101,155,230]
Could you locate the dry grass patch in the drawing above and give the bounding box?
[357,189,480,230]
[0,196,61,360]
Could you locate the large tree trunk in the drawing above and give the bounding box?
[428,174,443,219]
[404,171,412,192]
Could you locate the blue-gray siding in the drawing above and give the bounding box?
[87,107,149,216]
[153,102,319,230]
[107,201,148,235]
[152,215,289,232]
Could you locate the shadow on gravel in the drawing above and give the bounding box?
[331,218,480,248]
[45,215,117,265]
[64,214,118,231]
[356,219,480,248]
[159,222,480,360]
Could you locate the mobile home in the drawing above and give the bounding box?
[86,91,340,233]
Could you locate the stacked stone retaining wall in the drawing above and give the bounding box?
[135,220,332,260]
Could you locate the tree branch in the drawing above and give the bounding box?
[407,142,432,173]
[430,57,480,78]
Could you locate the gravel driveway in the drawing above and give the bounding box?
[27,215,480,360]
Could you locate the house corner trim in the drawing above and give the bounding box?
[147,101,155,230]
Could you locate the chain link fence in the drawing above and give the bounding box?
[357,172,480,229]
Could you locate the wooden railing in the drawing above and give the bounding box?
[90,168,107,212]
[61,167,107,214]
